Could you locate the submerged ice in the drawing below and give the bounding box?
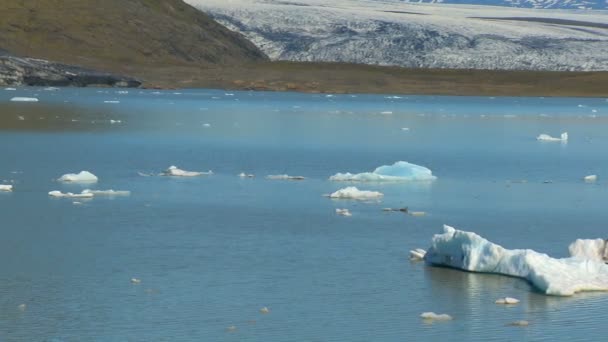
[423,225,608,296]
[330,161,436,182]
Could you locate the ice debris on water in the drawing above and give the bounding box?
[266,174,305,180]
[495,297,520,305]
[161,166,212,177]
[58,171,98,183]
[259,307,270,314]
[10,97,38,102]
[48,190,94,198]
[82,189,131,196]
[328,187,383,200]
[330,161,436,182]
[584,175,597,182]
[335,208,352,216]
[424,225,608,296]
[409,248,426,260]
[238,172,255,178]
[0,184,13,192]
[420,312,452,321]
[509,320,529,327]
[410,211,426,217]
[18,304,26,311]
[537,132,568,142]
[131,278,141,284]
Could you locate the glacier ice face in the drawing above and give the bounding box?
[328,186,384,200]
[424,225,608,296]
[189,0,608,71]
[58,171,98,183]
[330,161,436,182]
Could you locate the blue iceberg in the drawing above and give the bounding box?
[330,161,436,182]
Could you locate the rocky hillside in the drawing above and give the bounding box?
[0,0,268,75]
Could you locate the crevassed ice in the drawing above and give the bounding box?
[424,225,608,296]
[329,161,436,182]
[58,171,98,182]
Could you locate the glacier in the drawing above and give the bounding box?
[330,161,436,182]
[188,0,608,71]
[423,225,608,296]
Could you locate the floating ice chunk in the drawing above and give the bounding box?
[238,172,255,178]
[410,248,426,260]
[58,171,98,183]
[381,111,393,115]
[10,97,38,102]
[420,312,452,321]
[330,161,436,182]
[584,175,598,182]
[266,174,305,180]
[259,307,270,314]
[5,87,16,91]
[509,320,529,327]
[109,119,122,124]
[203,123,211,127]
[424,225,608,296]
[18,304,26,311]
[329,187,383,200]
[44,87,60,91]
[48,190,94,198]
[495,297,520,305]
[0,184,13,192]
[335,208,352,216]
[17,115,25,120]
[410,211,426,217]
[104,100,120,104]
[537,132,568,142]
[131,278,141,284]
[82,189,130,196]
[161,166,211,177]
[401,127,410,131]
[227,325,237,332]
[568,238,608,262]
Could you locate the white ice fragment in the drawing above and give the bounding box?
[568,238,608,262]
[18,304,26,311]
[10,97,38,102]
[537,132,568,142]
[495,297,520,305]
[110,120,122,124]
[410,211,426,217]
[72,201,83,205]
[330,161,436,182]
[328,186,383,200]
[266,174,305,180]
[335,208,352,216]
[44,87,59,91]
[48,190,94,198]
[161,165,212,177]
[82,189,131,196]
[259,307,270,314]
[0,184,13,192]
[584,175,597,182]
[409,248,426,260]
[131,278,141,284]
[401,127,410,131]
[238,172,255,178]
[5,87,16,91]
[58,171,98,183]
[203,123,211,127]
[509,320,529,327]
[420,312,452,321]
[424,225,608,296]
[380,111,393,115]
[17,115,25,121]
[104,100,120,104]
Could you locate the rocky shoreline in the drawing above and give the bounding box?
[0,53,141,88]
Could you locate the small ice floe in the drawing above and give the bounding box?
[0,184,13,192]
[103,100,120,104]
[227,325,237,332]
[592,109,598,113]
[44,87,60,91]
[18,304,26,311]
[48,190,94,198]
[137,171,153,177]
[116,90,128,94]
[238,172,255,178]
[584,175,598,183]
[410,211,426,217]
[5,87,17,91]
[82,189,131,196]
[17,115,25,121]
[401,127,410,131]
[109,120,122,124]
[335,208,352,217]
[380,111,393,115]
[225,93,234,96]
[58,171,98,183]
[420,312,452,321]
[383,207,408,213]
[537,132,568,142]
[409,248,426,260]
[508,320,529,327]
[266,174,306,180]
[495,297,520,305]
[330,161,436,182]
[203,123,211,128]
[130,278,141,284]
[161,166,212,177]
[260,307,270,314]
[10,97,38,102]
[72,201,83,205]
[325,94,334,98]
[578,104,585,108]
[328,187,383,200]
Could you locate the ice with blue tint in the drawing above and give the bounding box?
[425,225,608,296]
[330,161,436,182]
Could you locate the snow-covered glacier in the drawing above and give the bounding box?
[424,225,608,296]
[399,0,607,10]
[187,0,608,71]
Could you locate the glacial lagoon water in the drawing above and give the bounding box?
[1,87,608,341]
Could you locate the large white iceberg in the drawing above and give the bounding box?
[161,166,212,177]
[328,186,383,200]
[329,161,436,182]
[423,225,608,296]
[57,171,98,183]
[537,132,568,142]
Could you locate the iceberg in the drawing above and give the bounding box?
[423,225,608,296]
[0,184,13,192]
[48,190,94,198]
[329,161,436,182]
[82,189,131,196]
[420,312,452,321]
[328,186,383,200]
[495,297,520,305]
[161,166,212,177]
[584,175,598,182]
[238,172,255,178]
[568,239,608,263]
[266,174,305,180]
[10,97,38,102]
[537,132,568,142]
[335,208,352,217]
[58,171,98,183]
[409,248,426,260]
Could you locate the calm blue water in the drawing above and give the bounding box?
[1,87,608,341]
